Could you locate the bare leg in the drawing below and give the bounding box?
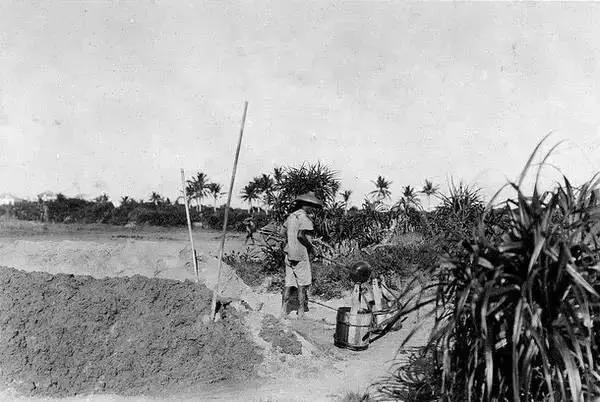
[297,285,307,319]
[303,286,310,312]
[281,286,292,318]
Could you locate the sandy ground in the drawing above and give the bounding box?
[0,221,247,255]
[0,221,432,401]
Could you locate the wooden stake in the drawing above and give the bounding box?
[350,284,361,314]
[372,278,383,311]
[211,101,248,321]
[181,168,199,282]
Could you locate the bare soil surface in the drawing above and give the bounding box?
[0,225,261,310]
[0,221,242,245]
[0,221,433,401]
[259,315,303,355]
[0,267,261,398]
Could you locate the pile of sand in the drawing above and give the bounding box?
[0,267,262,397]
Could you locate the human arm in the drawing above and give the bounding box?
[297,229,315,257]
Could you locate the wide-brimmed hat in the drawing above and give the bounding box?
[294,192,323,208]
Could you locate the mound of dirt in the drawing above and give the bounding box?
[259,315,302,355]
[0,267,262,397]
[0,239,262,310]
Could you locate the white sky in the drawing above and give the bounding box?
[1,1,599,207]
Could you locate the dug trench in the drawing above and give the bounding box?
[0,266,263,397]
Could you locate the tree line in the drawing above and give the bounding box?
[187,165,441,217]
[2,162,444,235]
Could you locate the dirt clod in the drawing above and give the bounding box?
[0,266,262,397]
[259,315,302,355]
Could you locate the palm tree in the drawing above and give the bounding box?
[341,190,352,210]
[240,182,260,214]
[269,167,285,215]
[273,167,284,187]
[206,183,223,213]
[255,174,275,211]
[149,192,164,205]
[120,196,131,206]
[370,176,392,202]
[186,172,209,212]
[95,193,109,204]
[421,179,439,211]
[395,185,421,233]
[362,197,386,212]
[402,185,420,208]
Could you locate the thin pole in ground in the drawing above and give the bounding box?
[210,101,248,321]
[181,168,199,283]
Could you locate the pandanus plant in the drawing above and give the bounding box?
[375,136,600,401]
[435,179,600,401]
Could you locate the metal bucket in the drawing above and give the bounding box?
[371,309,396,333]
[333,307,372,351]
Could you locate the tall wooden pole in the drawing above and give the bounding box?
[210,101,248,321]
[181,168,199,282]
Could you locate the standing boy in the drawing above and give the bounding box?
[281,192,323,319]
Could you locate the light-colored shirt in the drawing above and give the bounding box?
[283,209,314,261]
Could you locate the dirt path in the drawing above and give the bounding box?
[194,311,432,401]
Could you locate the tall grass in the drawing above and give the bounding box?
[376,138,600,401]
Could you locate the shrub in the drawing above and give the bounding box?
[361,242,440,284]
[393,141,600,401]
[127,204,187,226]
[199,207,269,232]
[81,202,114,224]
[222,249,267,288]
[311,261,353,299]
[428,181,485,252]
[269,162,341,223]
[260,240,286,275]
[370,348,441,401]
[323,207,399,249]
[47,194,90,223]
[11,201,40,221]
[224,249,354,299]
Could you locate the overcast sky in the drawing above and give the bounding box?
[1,1,599,207]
